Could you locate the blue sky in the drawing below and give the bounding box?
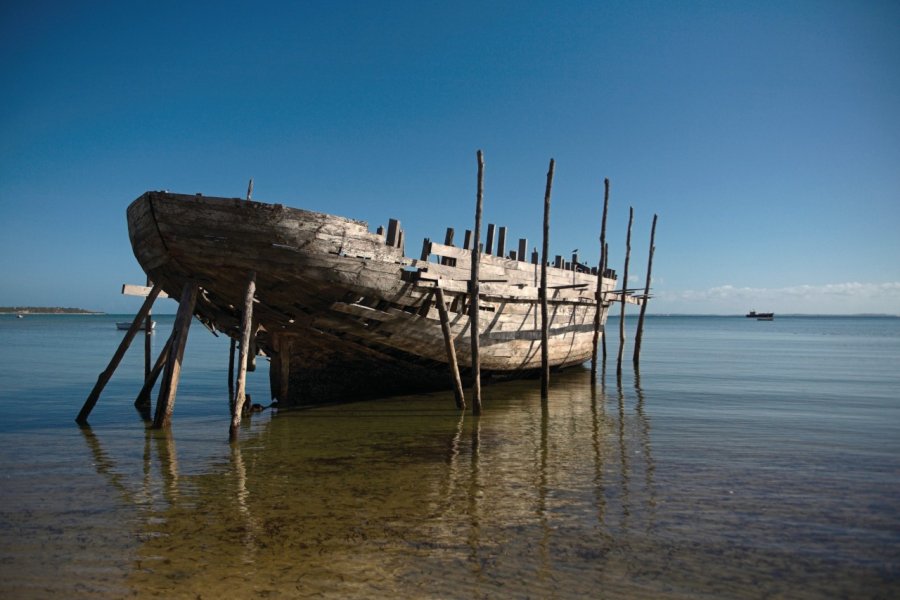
[1,1,898,315]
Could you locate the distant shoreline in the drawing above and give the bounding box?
[0,307,104,315]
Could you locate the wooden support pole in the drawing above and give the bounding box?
[135,332,174,409]
[386,218,401,247]
[540,158,555,399]
[152,282,199,429]
[435,286,465,409]
[591,178,611,377]
[485,223,495,256]
[76,284,162,425]
[518,238,527,263]
[617,208,634,377]
[602,242,609,364]
[470,150,484,415]
[278,340,291,404]
[230,272,257,440]
[442,227,456,266]
[228,337,236,404]
[144,278,153,380]
[497,226,507,259]
[633,214,657,365]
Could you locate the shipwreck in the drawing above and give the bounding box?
[77,158,656,438]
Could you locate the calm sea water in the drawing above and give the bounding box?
[0,313,898,598]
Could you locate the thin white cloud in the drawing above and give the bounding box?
[653,282,900,314]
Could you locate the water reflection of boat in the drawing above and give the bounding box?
[746,310,774,321]
[80,371,656,597]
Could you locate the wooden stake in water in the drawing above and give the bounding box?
[633,214,657,365]
[135,331,174,411]
[602,242,609,364]
[144,277,153,380]
[153,281,199,429]
[470,151,484,416]
[591,178,610,377]
[230,271,257,440]
[435,286,466,409]
[540,158,555,399]
[76,284,162,425]
[228,337,236,406]
[617,207,633,377]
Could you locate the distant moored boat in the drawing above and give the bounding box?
[117,320,156,330]
[746,310,774,321]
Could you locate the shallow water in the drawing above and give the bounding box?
[1,314,898,598]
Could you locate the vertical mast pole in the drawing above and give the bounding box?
[617,208,633,377]
[470,151,484,415]
[540,158,555,399]
[591,177,610,377]
[633,214,657,365]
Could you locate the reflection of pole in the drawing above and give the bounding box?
[155,429,180,503]
[441,412,466,503]
[590,381,607,527]
[230,440,260,563]
[540,159,555,399]
[633,371,656,528]
[466,418,482,569]
[79,427,137,504]
[538,395,551,578]
[617,381,630,530]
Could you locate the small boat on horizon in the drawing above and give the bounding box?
[746,310,774,321]
[117,320,156,331]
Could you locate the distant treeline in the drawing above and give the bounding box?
[1,307,103,314]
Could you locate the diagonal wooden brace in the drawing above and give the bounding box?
[76,284,162,425]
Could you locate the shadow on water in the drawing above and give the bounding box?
[73,367,668,598]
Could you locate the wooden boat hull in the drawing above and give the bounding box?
[127,192,627,404]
